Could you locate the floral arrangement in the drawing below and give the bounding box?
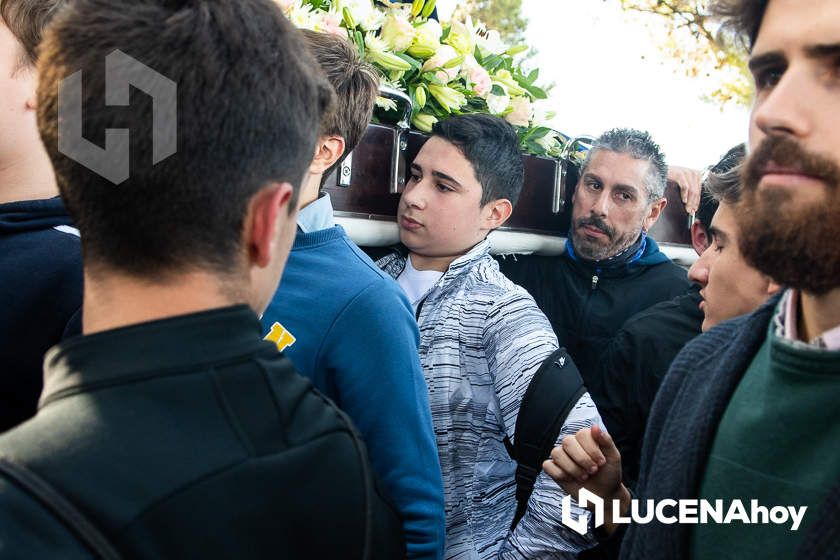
[278,0,568,158]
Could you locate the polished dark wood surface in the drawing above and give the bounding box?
[324,124,401,219]
[325,123,691,246]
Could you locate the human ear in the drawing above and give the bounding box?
[766,279,782,296]
[308,135,346,175]
[482,198,513,231]
[642,198,667,232]
[690,220,710,255]
[246,182,295,268]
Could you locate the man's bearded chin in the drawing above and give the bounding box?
[571,216,637,261]
[737,135,840,295]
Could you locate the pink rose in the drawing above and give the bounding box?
[459,55,491,98]
[470,66,491,97]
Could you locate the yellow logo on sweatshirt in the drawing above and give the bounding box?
[265,322,297,352]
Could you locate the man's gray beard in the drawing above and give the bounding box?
[570,227,641,262]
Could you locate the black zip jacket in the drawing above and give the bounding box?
[496,238,691,388]
[588,286,703,489]
[0,306,405,559]
[0,197,82,433]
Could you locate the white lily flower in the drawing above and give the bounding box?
[486,91,510,115]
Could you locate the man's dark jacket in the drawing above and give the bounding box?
[620,294,840,560]
[497,237,691,383]
[0,197,82,433]
[0,306,404,559]
[589,286,703,489]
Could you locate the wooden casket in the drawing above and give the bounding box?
[324,122,698,266]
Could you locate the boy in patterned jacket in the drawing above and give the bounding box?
[377,114,601,559]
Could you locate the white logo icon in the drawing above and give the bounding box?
[561,488,602,535]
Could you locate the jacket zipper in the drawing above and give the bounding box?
[576,270,601,329]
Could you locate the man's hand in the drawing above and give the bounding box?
[667,166,702,215]
[542,425,631,534]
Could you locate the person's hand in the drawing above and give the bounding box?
[667,166,702,215]
[542,425,630,533]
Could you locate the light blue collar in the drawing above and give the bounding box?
[297,192,335,233]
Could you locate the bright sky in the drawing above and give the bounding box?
[439,0,751,169]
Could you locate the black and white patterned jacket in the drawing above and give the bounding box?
[379,239,600,559]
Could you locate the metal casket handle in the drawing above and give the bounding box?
[378,86,413,194]
[555,134,596,214]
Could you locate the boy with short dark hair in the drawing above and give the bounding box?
[377,113,601,559]
[261,29,445,559]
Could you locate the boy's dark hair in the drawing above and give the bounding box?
[431,113,524,207]
[37,0,332,279]
[697,143,746,230]
[706,163,744,205]
[0,0,66,67]
[301,29,378,182]
[695,188,718,233]
[709,0,768,51]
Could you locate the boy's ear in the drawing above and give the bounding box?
[482,198,513,231]
[308,135,346,175]
[690,220,710,256]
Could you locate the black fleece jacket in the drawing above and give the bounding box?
[589,286,703,489]
[497,238,691,387]
[0,197,82,433]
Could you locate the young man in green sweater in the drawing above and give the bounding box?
[543,1,840,558]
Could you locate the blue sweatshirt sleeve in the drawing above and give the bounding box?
[321,279,445,560]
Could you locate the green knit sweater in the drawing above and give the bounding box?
[691,323,840,559]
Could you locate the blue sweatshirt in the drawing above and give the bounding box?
[0,197,82,432]
[261,224,445,559]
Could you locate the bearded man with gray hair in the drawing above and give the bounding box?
[498,128,691,386]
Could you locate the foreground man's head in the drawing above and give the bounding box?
[36,0,332,325]
[725,0,840,296]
